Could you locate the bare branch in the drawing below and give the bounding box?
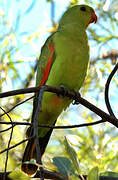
[0,125,15,133]
[0,96,34,118]
[0,107,14,180]
[0,119,105,129]
[32,86,45,179]
[91,49,118,64]
[0,121,31,126]
[1,170,118,180]
[0,85,118,127]
[105,63,118,118]
[0,137,33,154]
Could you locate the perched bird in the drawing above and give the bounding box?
[22,4,97,175]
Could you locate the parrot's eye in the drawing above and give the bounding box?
[80,7,86,11]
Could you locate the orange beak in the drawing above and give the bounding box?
[89,11,97,24]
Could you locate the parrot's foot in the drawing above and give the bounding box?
[57,85,69,98]
[21,160,38,176]
[72,91,81,105]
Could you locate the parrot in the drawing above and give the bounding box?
[22,4,97,175]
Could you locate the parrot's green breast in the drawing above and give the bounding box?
[47,26,89,90]
[38,26,89,137]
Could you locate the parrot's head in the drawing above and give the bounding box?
[59,4,97,30]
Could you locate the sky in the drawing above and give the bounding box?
[0,0,101,59]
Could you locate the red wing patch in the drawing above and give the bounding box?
[52,96,61,105]
[40,44,55,86]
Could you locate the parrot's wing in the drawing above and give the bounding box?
[36,32,56,86]
[22,33,56,169]
[30,33,56,124]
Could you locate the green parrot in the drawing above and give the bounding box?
[22,4,97,175]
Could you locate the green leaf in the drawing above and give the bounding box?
[64,137,79,173]
[8,170,30,180]
[87,167,99,180]
[52,156,75,177]
[100,171,118,177]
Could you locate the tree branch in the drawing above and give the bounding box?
[0,170,118,180]
[0,137,33,154]
[0,107,14,180]
[32,86,44,179]
[0,85,118,127]
[0,119,105,129]
[105,63,118,118]
[0,96,34,118]
[91,49,118,64]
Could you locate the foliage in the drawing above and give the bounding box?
[0,0,118,179]
[8,170,30,180]
[87,167,99,180]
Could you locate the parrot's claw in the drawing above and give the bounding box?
[72,91,81,105]
[57,85,68,98]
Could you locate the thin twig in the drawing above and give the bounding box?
[0,125,15,133]
[0,96,34,118]
[0,107,14,180]
[0,121,31,126]
[0,119,105,129]
[78,95,118,127]
[0,86,41,98]
[105,63,118,118]
[0,137,33,154]
[32,86,45,180]
[3,126,14,180]
[36,119,105,129]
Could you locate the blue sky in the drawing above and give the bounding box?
[1,0,117,63]
[5,0,69,57]
[1,0,102,59]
